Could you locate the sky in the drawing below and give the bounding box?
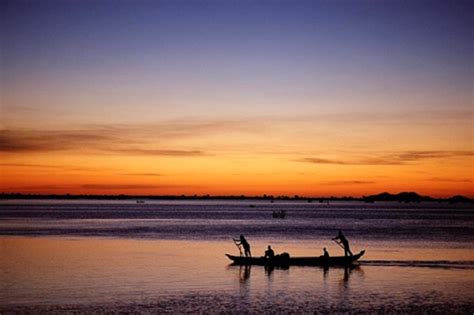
[1,0,473,197]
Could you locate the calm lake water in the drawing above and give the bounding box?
[1,200,473,313]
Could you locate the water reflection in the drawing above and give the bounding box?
[227,263,371,312]
[2,237,473,313]
[264,265,274,277]
[239,265,251,283]
[230,263,362,286]
[340,265,353,286]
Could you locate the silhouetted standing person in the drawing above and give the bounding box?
[333,230,353,256]
[234,235,252,257]
[264,245,275,259]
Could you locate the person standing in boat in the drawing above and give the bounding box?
[264,245,275,259]
[234,235,252,257]
[332,230,353,256]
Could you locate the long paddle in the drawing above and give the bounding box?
[333,239,345,249]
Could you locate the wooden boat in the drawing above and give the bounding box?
[226,250,365,267]
[272,210,286,218]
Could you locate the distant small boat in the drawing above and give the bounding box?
[136,200,145,204]
[226,250,365,267]
[272,210,286,218]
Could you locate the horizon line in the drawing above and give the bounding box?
[1,191,472,201]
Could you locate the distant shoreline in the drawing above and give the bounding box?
[0,192,472,203]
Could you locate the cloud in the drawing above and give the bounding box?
[322,180,374,185]
[0,162,116,172]
[6,184,65,190]
[298,150,473,166]
[0,118,267,155]
[80,184,195,190]
[369,151,474,165]
[0,129,114,152]
[0,127,207,156]
[121,172,164,177]
[427,177,473,183]
[0,163,64,169]
[135,119,261,138]
[1,111,472,156]
[111,149,205,156]
[4,184,196,191]
[393,151,473,162]
[299,158,350,165]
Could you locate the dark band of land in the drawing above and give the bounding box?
[0,192,472,203]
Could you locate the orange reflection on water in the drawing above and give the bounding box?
[1,236,473,312]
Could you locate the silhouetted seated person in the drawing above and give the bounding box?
[234,235,252,257]
[323,247,329,259]
[264,245,275,259]
[320,247,330,265]
[332,230,353,256]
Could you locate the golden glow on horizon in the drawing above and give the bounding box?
[1,141,473,197]
[2,109,473,197]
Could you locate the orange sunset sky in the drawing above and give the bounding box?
[1,1,473,197]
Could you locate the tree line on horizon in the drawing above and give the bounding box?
[0,192,472,203]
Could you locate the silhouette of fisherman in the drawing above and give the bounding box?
[323,247,329,259]
[321,247,330,266]
[264,245,275,259]
[332,230,353,256]
[234,235,252,257]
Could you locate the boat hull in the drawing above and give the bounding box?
[226,250,365,267]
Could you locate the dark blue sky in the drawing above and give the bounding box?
[3,1,472,71]
[2,0,473,120]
